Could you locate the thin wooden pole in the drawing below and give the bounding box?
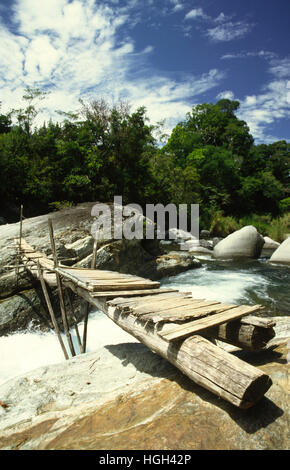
[19,205,23,250]
[91,240,97,269]
[37,262,69,360]
[82,240,98,353]
[48,219,76,357]
[66,289,84,354]
[82,303,90,353]
[16,205,23,288]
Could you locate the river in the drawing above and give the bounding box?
[0,257,289,385]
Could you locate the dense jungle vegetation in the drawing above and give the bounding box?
[0,88,289,238]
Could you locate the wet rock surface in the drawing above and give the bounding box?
[0,317,289,450]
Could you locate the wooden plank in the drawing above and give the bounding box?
[107,291,190,306]
[87,279,160,286]
[91,288,180,298]
[139,303,233,323]
[111,295,197,313]
[159,305,264,342]
[17,238,55,271]
[131,299,221,317]
[89,282,160,292]
[240,315,276,328]
[62,268,155,281]
[116,297,199,314]
[56,267,160,291]
[55,267,94,290]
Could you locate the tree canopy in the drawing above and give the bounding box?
[0,92,289,225]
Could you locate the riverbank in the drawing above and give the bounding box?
[0,315,289,450]
[0,204,289,449]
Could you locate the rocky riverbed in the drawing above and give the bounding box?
[0,203,289,450]
[0,317,289,450]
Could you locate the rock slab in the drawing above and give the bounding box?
[214,226,264,260]
[0,317,289,450]
[270,237,290,265]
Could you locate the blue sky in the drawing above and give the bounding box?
[0,0,290,143]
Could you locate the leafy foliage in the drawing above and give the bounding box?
[0,92,289,230]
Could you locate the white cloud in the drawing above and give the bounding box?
[143,45,154,54]
[0,0,224,134]
[169,0,184,12]
[221,50,277,60]
[214,13,232,23]
[184,8,206,20]
[181,7,253,43]
[207,21,254,42]
[217,90,234,100]
[238,75,290,142]
[269,58,290,78]
[244,95,257,106]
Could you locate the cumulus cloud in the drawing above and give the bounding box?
[217,90,235,100]
[181,5,253,43]
[184,8,207,20]
[207,21,254,42]
[0,0,224,132]
[237,59,290,142]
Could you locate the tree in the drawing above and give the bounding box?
[0,103,12,134]
[10,87,50,136]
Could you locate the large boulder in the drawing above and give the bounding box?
[64,236,94,261]
[0,289,51,335]
[137,251,201,280]
[269,237,290,265]
[263,236,280,250]
[213,226,264,260]
[166,228,195,241]
[200,229,211,239]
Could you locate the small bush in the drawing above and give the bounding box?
[238,214,272,236]
[48,201,74,212]
[268,213,290,242]
[279,198,290,213]
[209,211,240,237]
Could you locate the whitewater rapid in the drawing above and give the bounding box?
[1,258,289,386]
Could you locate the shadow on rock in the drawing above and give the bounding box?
[105,341,284,435]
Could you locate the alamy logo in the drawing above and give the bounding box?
[90,196,199,250]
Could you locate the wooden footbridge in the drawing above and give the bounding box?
[14,218,276,409]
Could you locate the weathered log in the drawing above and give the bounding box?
[62,281,272,409]
[204,320,276,351]
[159,305,264,341]
[106,303,272,409]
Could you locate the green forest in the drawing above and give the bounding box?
[0,88,289,238]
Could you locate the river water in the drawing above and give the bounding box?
[0,257,289,385]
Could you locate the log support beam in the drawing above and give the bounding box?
[62,280,272,409]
